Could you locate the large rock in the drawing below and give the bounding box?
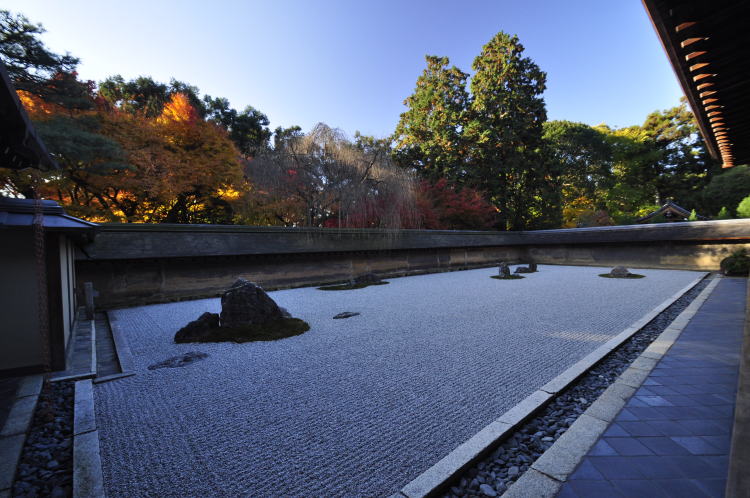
[498,262,511,278]
[174,312,220,342]
[219,279,284,327]
[352,272,382,285]
[610,266,630,277]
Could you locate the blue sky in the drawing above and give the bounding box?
[7,0,684,138]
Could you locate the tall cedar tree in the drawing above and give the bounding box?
[393,56,470,182]
[467,32,556,230]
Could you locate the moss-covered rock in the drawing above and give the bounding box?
[175,318,310,343]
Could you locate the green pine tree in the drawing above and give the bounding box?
[467,32,556,230]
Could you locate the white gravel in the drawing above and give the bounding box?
[95,265,701,497]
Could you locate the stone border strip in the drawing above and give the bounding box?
[50,318,97,383]
[106,312,135,376]
[726,276,750,498]
[73,379,105,498]
[503,275,722,497]
[0,375,43,495]
[396,272,708,498]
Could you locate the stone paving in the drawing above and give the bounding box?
[556,277,745,498]
[94,265,701,497]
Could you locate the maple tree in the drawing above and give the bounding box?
[416,179,497,230]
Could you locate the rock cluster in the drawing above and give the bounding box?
[444,277,710,498]
[12,381,73,498]
[351,272,383,286]
[175,279,292,342]
[514,262,537,274]
[609,266,631,278]
[497,263,511,278]
[220,278,288,327]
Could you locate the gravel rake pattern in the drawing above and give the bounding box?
[95,266,701,497]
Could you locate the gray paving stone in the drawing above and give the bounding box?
[532,415,608,481]
[503,469,561,498]
[74,380,96,436]
[0,434,24,490]
[73,430,105,498]
[0,396,37,437]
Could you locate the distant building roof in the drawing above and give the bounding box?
[0,61,58,171]
[636,200,703,223]
[643,0,750,168]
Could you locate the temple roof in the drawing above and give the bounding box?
[636,200,702,223]
[0,62,58,171]
[643,0,750,168]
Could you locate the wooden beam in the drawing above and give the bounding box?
[685,51,707,61]
[693,73,715,81]
[690,62,710,71]
[696,82,715,90]
[680,37,705,48]
[675,21,697,32]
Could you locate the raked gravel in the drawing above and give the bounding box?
[95,265,701,497]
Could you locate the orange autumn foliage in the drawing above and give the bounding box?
[157,93,198,125]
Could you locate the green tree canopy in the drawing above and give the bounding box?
[703,165,750,216]
[467,32,556,229]
[393,55,470,182]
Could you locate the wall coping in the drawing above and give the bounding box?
[79,219,750,261]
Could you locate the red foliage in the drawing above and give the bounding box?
[416,178,497,230]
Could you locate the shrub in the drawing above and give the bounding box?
[720,248,750,276]
[737,196,750,218]
[716,207,731,220]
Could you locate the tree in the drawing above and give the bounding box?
[393,56,470,182]
[466,32,556,230]
[703,165,750,216]
[716,206,731,220]
[416,179,497,229]
[640,100,719,209]
[246,123,416,228]
[688,209,698,221]
[543,120,613,225]
[0,10,79,99]
[737,196,750,218]
[204,96,271,154]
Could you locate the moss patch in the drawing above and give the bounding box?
[598,273,646,279]
[174,318,310,343]
[490,275,525,280]
[318,281,389,291]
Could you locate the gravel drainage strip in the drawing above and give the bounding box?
[11,380,74,498]
[396,273,712,498]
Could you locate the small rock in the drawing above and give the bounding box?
[542,436,554,442]
[51,486,67,498]
[479,483,498,497]
[333,312,360,319]
[148,351,208,370]
[507,466,520,477]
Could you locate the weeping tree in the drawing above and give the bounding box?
[246,123,417,228]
